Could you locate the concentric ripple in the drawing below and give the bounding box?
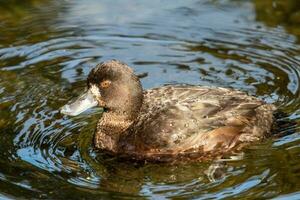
[0,0,300,199]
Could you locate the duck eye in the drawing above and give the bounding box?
[100,80,111,88]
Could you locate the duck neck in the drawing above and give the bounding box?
[94,112,133,153]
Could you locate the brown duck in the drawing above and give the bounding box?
[61,60,276,161]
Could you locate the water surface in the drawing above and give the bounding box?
[1,0,300,199]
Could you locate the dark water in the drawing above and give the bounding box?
[1,0,300,199]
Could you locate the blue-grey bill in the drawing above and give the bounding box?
[60,89,98,116]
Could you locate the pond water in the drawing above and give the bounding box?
[0,0,300,199]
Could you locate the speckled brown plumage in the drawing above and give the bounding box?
[86,60,276,162]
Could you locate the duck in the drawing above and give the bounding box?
[61,60,276,162]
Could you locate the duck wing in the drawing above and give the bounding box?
[125,85,275,155]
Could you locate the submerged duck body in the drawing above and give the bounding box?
[61,60,276,161]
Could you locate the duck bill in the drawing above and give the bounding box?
[60,89,98,116]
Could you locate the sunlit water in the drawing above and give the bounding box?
[0,0,300,199]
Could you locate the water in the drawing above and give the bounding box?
[0,0,300,199]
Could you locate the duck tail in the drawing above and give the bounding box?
[272,110,298,138]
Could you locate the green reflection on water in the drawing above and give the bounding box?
[254,0,300,40]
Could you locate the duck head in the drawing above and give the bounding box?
[61,60,143,120]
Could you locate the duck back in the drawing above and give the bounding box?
[118,85,275,160]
